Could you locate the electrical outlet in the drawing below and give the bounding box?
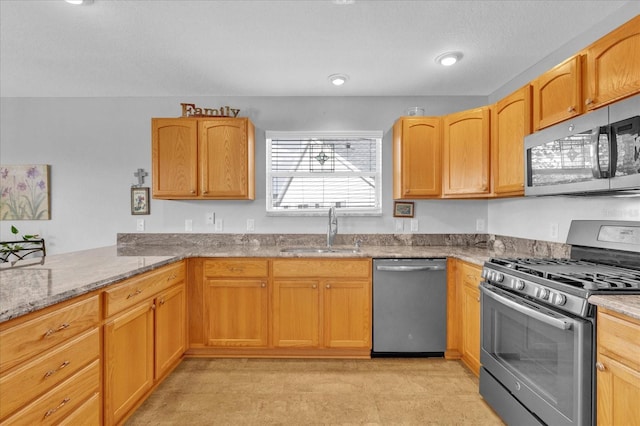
[206,212,215,225]
[185,219,193,232]
[136,219,145,231]
[395,220,404,232]
[410,219,419,232]
[476,218,485,232]
[247,219,255,232]
[215,219,223,232]
[550,222,559,239]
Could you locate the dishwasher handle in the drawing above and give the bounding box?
[375,265,445,272]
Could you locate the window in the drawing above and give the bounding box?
[266,130,382,216]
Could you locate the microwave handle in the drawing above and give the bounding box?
[591,126,609,179]
[481,285,572,330]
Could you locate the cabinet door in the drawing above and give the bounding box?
[199,119,255,199]
[532,55,582,130]
[152,118,198,198]
[596,353,640,426]
[585,15,640,110]
[155,284,186,379]
[104,301,154,425]
[491,85,532,196]
[393,117,442,199]
[460,263,481,377]
[323,280,371,349]
[204,279,268,347]
[443,107,491,196]
[272,280,320,348]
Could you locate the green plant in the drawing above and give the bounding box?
[1,225,43,263]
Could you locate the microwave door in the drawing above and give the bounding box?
[609,115,640,191]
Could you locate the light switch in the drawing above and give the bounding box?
[410,219,419,232]
[185,219,193,232]
[395,220,404,232]
[247,219,255,232]
[136,219,145,231]
[215,219,223,232]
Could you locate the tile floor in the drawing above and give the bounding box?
[126,357,504,425]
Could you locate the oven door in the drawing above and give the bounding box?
[480,283,593,426]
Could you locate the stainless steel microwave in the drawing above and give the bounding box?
[525,94,640,196]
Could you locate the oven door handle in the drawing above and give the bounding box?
[481,286,573,330]
[375,265,445,272]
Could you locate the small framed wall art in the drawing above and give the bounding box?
[393,201,414,218]
[131,187,150,215]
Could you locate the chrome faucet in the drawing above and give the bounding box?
[327,206,338,247]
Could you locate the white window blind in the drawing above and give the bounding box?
[266,130,382,216]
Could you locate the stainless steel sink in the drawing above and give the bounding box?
[280,247,360,254]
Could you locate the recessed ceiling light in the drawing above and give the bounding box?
[65,0,93,5]
[328,74,349,86]
[435,52,463,66]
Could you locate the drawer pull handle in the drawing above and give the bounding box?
[127,289,143,299]
[167,273,177,280]
[44,397,70,418]
[44,323,70,338]
[231,267,244,272]
[596,361,606,372]
[44,360,71,378]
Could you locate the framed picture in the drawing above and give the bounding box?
[131,187,150,215]
[393,201,414,218]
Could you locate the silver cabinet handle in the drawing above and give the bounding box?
[44,360,71,378]
[44,323,70,338]
[44,397,70,418]
[595,362,606,372]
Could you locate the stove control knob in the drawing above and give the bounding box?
[551,293,567,306]
[514,280,525,290]
[481,269,488,279]
[536,288,550,300]
[495,272,505,283]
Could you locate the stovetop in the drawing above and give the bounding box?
[486,258,640,291]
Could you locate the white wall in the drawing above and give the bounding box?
[0,96,490,254]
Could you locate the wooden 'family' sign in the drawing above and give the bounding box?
[181,103,240,118]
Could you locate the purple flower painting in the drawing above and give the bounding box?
[0,165,51,220]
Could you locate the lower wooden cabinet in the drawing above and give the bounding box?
[272,280,320,347]
[445,259,482,377]
[596,308,640,426]
[155,284,187,378]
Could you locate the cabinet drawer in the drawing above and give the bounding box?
[597,309,640,370]
[1,359,100,426]
[204,259,268,278]
[104,262,185,317]
[0,328,100,420]
[0,295,99,374]
[272,259,371,278]
[57,392,101,426]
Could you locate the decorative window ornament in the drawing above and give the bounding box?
[310,143,335,172]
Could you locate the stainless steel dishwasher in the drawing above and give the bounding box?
[372,258,447,356]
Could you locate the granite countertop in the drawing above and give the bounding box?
[589,295,640,321]
[0,237,566,324]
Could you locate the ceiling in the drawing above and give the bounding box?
[0,0,632,98]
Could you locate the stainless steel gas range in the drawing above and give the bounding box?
[479,220,640,426]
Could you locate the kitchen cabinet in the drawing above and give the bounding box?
[490,85,532,196]
[583,15,640,111]
[392,116,442,199]
[103,262,186,425]
[532,55,582,130]
[596,308,640,426]
[202,259,269,348]
[443,106,491,197]
[457,261,482,376]
[272,259,372,352]
[0,295,101,424]
[152,117,255,200]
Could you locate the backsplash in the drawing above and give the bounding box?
[117,232,570,258]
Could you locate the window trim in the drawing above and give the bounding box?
[265,130,383,216]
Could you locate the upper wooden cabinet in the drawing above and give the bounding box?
[392,117,442,199]
[584,15,640,111]
[532,55,582,131]
[443,106,491,197]
[490,85,532,197]
[152,117,255,200]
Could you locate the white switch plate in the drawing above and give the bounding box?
[410,219,419,232]
[185,219,193,232]
[247,219,255,232]
[136,219,145,231]
[215,219,223,232]
[206,212,215,225]
[395,220,404,232]
[476,219,485,232]
[550,222,559,239]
